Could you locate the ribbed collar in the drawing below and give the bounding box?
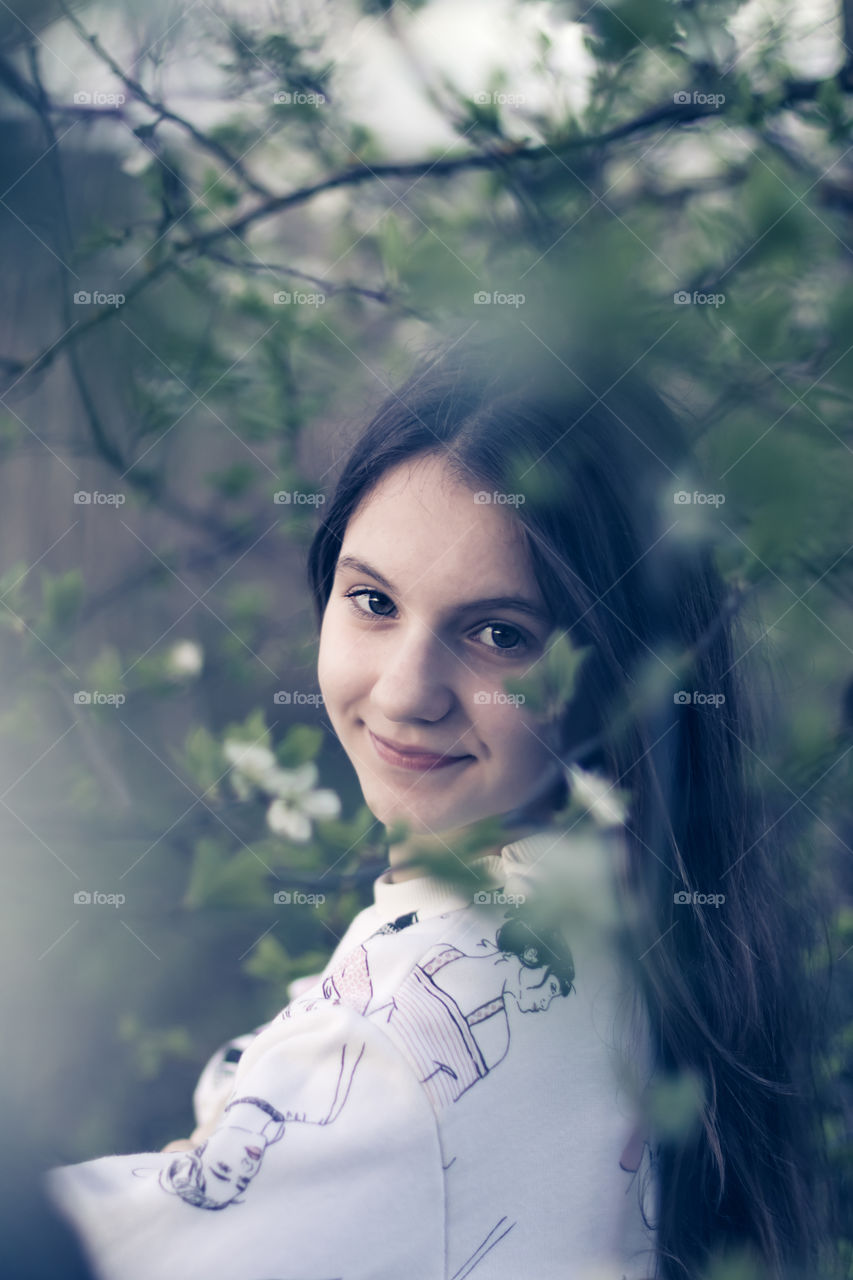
[371,827,570,923]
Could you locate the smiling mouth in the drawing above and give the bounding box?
[368,730,473,772]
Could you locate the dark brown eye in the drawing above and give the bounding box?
[345,588,396,618]
[478,623,525,651]
[344,589,533,655]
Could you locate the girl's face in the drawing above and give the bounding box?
[512,963,563,1013]
[317,453,563,840]
[197,1124,262,1202]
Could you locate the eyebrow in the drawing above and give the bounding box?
[334,556,550,622]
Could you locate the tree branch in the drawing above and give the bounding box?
[55,0,277,201]
[4,61,853,396]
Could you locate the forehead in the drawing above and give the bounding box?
[339,454,537,598]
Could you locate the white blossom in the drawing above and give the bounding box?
[566,764,628,828]
[165,640,204,679]
[223,740,278,794]
[267,799,313,842]
[265,766,341,843]
[224,744,341,842]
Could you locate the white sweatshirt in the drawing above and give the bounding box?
[45,827,659,1280]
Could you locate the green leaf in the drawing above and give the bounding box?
[504,631,593,716]
[275,723,324,767]
[378,213,407,286]
[205,462,258,499]
[39,568,84,633]
[184,836,270,908]
[586,0,677,61]
[117,1014,193,1081]
[645,1069,705,1141]
[0,560,30,626]
[85,645,124,696]
[387,816,507,888]
[736,160,811,265]
[223,708,272,749]
[243,933,294,985]
[174,725,227,798]
[313,805,378,852]
[222,584,270,646]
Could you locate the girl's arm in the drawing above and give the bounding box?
[159,971,327,1152]
[45,998,445,1280]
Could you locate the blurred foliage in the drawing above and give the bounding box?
[0,0,850,1274]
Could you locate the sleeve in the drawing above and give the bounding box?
[183,973,327,1147]
[43,998,446,1280]
[188,1025,269,1143]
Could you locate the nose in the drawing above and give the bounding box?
[368,622,459,725]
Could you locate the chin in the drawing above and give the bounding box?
[363,791,459,836]
[371,804,449,834]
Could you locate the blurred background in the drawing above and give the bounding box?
[0,0,851,1274]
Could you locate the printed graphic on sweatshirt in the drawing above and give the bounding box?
[295,905,576,1111]
[158,1040,364,1211]
[452,1215,517,1279]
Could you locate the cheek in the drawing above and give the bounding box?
[316,608,365,709]
[481,703,554,775]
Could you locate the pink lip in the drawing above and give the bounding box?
[368,730,472,772]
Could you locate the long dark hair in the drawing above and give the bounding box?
[306,332,835,1277]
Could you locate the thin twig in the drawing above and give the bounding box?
[55,0,276,200]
